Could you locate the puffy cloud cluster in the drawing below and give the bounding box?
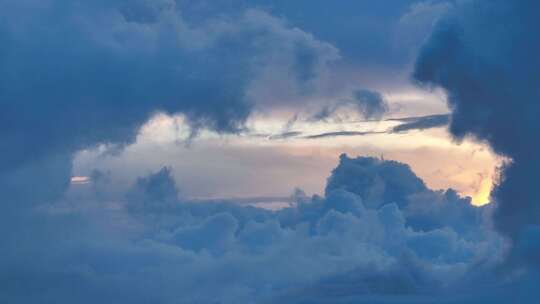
[414,0,540,270]
[0,155,504,303]
[326,155,427,209]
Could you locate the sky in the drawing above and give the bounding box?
[1,0,539,303]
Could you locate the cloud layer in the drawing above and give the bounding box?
[0,155,504,303]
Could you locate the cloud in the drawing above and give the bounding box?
[352,89,390,120]
[326,154,428,209]
[390,114,450,133]
[303,131,384,139]
[311,89,390,121]
[268,131,304,140]
[0,154,507,303]
[413,0,540,269]
[0,0,337,206]
[1,1,538,302]
[395,1,452,60]
[253,0,449,67]
[127,166,179,212]
[266,113,450,141]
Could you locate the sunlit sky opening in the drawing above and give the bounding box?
[73,95,501,207]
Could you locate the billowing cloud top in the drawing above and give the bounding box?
[0,154,504,303]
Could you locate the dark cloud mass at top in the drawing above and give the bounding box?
[0,0,336,206]
[1,0,540,303]
[250,0,449,67]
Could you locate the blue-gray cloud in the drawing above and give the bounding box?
[268,131,304,140]
[269,114,449,141]
[414,0,540,270]
[0,0,337,206]
[0,155,505,303]
[1,1,539,302]
[252,0,449,67]
[326,155,427,209]
[303,131,384,139]
[352,89,390,120]
[390,114,450,133]
[127,166,179,212]
[311,89,390,121]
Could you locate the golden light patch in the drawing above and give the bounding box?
[471,177,493,206]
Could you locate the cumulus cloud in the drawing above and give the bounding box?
[414,0,540,269]
[127,166,179,212]
[326,155,428,209]
[0,154,506,303]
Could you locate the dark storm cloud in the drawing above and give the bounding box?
[251,0,450,67]
[414,0,540,268]
[0,0,337,205]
